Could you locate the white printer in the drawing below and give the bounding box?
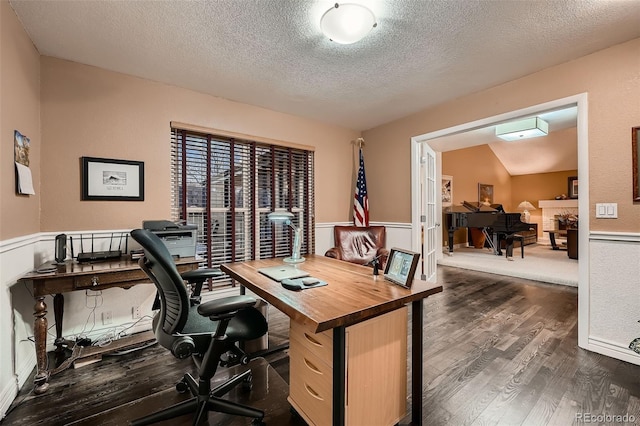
[142,220,197,258]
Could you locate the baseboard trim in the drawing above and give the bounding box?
[15,345,36,390]
[586,336,640,366]
[0,375,17,420]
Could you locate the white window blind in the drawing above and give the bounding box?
[171,128,315,289]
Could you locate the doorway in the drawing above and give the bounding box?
[410,93,589,348]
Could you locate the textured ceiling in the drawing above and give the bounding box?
[9,0,640,132]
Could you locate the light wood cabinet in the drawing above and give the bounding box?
[288,307,408,426]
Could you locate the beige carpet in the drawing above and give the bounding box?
[438,243,578,286]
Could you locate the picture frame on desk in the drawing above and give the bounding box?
[81,156,144,201]
[383,247,420,288]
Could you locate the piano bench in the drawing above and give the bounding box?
[512,234,525,258]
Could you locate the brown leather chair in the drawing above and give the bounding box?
[325,226,389,269]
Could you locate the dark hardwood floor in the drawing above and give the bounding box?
[3,266,639,425]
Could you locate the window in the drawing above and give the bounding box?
[171,128,315,289]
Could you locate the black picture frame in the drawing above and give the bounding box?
[568,176,578,199]
[383,247,420,288]
[81,156,144,201]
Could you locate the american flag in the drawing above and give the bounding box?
[354,147,369,226]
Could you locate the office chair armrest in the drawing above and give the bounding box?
[197,295,257,319]
[181,268,224,283]
[182,269,225,305]
[324,247,342,260]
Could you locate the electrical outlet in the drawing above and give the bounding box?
[132,305,141,319]
[102,311,112,325]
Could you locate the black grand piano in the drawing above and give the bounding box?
[445,201,532,256]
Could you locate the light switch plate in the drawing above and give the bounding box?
[595,203,617,218]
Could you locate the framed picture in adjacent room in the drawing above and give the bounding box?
[81,156,145,201]
[478,183,493,205]
[568,176,578,199]
[442,175,453,207]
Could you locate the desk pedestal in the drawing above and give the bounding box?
[288,307,408,426]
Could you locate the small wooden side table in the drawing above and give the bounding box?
[18,256,199,394]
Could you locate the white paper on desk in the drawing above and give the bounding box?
[15,162,35,195]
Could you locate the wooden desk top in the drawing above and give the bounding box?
[221,254,443,333]
[20,257,200,297]
[21,257,198,280]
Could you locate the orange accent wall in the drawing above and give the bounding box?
[1,1,41,240]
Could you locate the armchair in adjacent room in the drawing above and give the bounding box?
[130,229,268,426]
[324,225,389,269]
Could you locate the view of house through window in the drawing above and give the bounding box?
[170,128,315,289]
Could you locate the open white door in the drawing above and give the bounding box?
[421,142,437,282]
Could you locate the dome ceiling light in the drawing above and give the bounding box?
[320,3,377,44]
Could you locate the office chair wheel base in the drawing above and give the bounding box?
[175,379,189,394]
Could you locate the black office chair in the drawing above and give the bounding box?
[130,229,268,426]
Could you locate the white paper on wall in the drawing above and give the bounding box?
[15,162,35,195]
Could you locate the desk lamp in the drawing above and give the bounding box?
[268,211,305,264]
[517,200,536,223]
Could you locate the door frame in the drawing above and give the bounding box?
[410,93,589,348]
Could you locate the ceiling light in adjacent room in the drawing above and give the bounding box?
[495,117,549,141]
[320,3,377,44]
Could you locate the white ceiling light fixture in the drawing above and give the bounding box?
[320,3,377,44]
[495,117,549,141]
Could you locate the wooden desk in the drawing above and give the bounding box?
[19,257,199,394]
[221,255,443,426]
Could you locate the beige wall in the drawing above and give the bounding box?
[363,38,640,232]
[40,57,359,232]
[0,0,41,240]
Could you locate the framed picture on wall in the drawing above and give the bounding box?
[442,175,453,207]
[568,176,578,199]
[81,157,145,201]
[478,183,493,205]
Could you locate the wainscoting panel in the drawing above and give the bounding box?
[588,232,640,365]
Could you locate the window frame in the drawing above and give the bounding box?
[170,126,315,290]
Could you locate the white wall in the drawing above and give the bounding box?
[1,235,39,419]
[588,232,640,364]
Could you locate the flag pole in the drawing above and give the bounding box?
[353,138,369,227]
